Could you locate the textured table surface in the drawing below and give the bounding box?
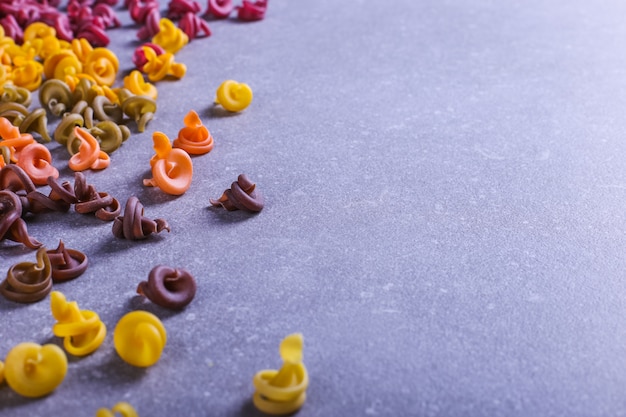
[1,1,626,416]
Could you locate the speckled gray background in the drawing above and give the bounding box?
[1,0,626,416]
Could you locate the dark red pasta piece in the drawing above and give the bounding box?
[178,12,211,39]
[132,42,165,69]
[93,3,121,28]
[206,0,233,19]
[167,0,201,20]
[136,7,161,39]
[236,0,267,21]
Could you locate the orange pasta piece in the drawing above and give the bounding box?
[144,132,192,195]
[68,127,110,171]
[173,110,213,155]
[16,143,59,185]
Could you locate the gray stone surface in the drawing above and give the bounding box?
[2,0,626,416]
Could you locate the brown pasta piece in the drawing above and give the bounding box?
[112,196,170,240]
[210,174,264,212]
[0,247,51,303]
[137,265,196,309]
[46,240,88,282]
[0,190,41,248]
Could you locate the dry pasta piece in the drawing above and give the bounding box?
[68,127,110,171]
[252,333,309,415]
[142,47,186,82]
[50,291,106,356]
[83,48,119,87]
[0,189,42,249]
[15,143,59,185]
[151,18,188,54]
[39,79,75,117]
[3,342,67,397]
[123,70,157,100]
[143,132,192,195]
[96,402,138,417]
[121,95,156,132]
[19,108,51,142]
[173,109,213,155]
[114,311,166,367]
[0,247,51,302]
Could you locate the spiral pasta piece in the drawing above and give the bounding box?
[1,84,32,107]
[144,131,193,195]
[43,50,79,81]
[39,35,63,61]
[39,79,74,116]
[54,54,82,83]
[54,113,84,145]
[11,57,43,91]
[167,0,202,19]
[237,0,268,21]
[83,48,119,87]
[68,127,110,171]
[0,102,29,122]
[0,189,41,249]
[132,43,164,69]
[121,94,156,132]
[141,47,186,82]
[74,177,121,221]
[114,311,167,367]
[112,196,170,240]
[91,95,124,124]
[206,0,234,18]
[70,38,93,64]
[46,172,121,221]
[19,108,51,142]
[173,109,213,155]
[72,77,99,104]
[178,12,211,40]
[96,402,139,417]
[0,163,36,194]
[0,116,35,163]
[215,80,253,112]
[83,121,125,154]
[23,22,56,41]
[137,265,196,309]
[123,70,158,100]
[210,174,264,212]
[50,291,106,356]
[46,240,88,282]
[4,342,67,398]
[136,7,161,40]
[0,247,51,303]
[151,18,189,54]
[15,143,59,185]
[0,164,62,214]
[252,333,309,415]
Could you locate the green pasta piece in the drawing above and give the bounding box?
[39,79,74,117]
[92,95,123,124]
[54,113,84,146]
[1,84,32,107]
[89,121,124,154]
[0,102,28,125]
[19,108,51,142]
[122,95,157,133]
